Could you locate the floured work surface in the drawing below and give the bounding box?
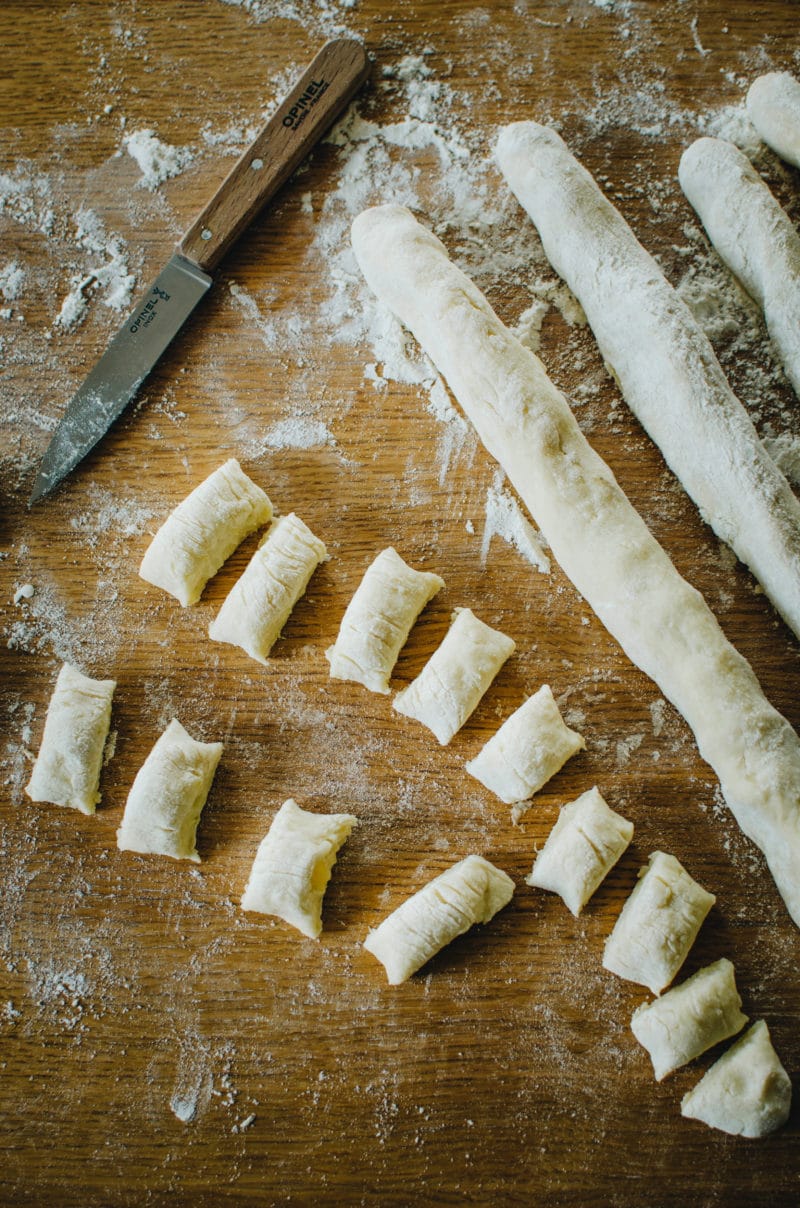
[0,2,798,1205]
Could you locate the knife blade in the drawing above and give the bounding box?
[30,37,369,504]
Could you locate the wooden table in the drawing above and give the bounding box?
[1,2,798,1204]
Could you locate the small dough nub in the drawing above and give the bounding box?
[326,547,444,693]
[746,71,800,168]
[681,1020,792,1138]
[393,608,515,745]
[631,958,748,1081]
[241,798,358,938]
[602,851,715,994]
[25,662,116,815]
[139,458,272,606]
[116,718,223,862]
[363,854,514,984]
[527,786,633,915]
[465,684,585,806]
[209,512,327,663]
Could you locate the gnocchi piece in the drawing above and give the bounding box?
[465,684,584,805]
[631,958,748,1081]
[25,662,116,815]
[139,458,272,606]
[393,608,515,745]
[363,854,514,984]
[602,851,715,994]
[208,513,327,663]
[241,798,358,939]
[116,718,223,862]
[526,786,633,915]
[746,72,800,169]
[326,547,444,694]
[681,1020,792,1138]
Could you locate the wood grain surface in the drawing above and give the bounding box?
[1,2,798,1205]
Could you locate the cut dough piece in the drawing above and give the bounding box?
[527,786,633,915]
[139,458,272,606]
[496,121,800,643]
[393,607,515,745]
[363,854,514,984]
[746,72,800,169]
[681,1020,792,1138]
[465,684,584,806]
[116,718,223,862]
[209,513,327,663]
[631,958,748,1081]
[326,546,444,693]
[603,852,715,994]
[25,663,116,815]
[350,203,800,928]
[680,136,800,397]
[241,798,357,939]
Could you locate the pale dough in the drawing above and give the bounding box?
[602,851,715,994]
[746,72,800,169]
[679,136,800,397]
[681,1020,792,1138]
[465,684,584,806]
[350,202,800,929]
[326,546,444,693]
[393,607,515,745]
[241,798,357,939]
[25,662,116,815]
[495,121,800,643]
[139,458,272,606]
[116,718,223,862]
[631,958,747,1081]
[526,786,633,915]
[208,512,327,663]
[363,854,514,984]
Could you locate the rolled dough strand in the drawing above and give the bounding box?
[679,136,800,397]
[139,458,272,606]
[326,546,444,693]
[495,121,800,642]
[117,718,223,862]
[350,203,800,927]
[209,512,327,663]
[241,799,358,939]
[25,662,116,815]
[746,71,800,169]
[393,607,515,745]
[363,854,515,984]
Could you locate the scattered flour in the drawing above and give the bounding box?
[123,128,194,190]
[763,433,800,486]
[481,472,550,575]
[12,584,35,605]
[54,207,135,332]
[262,417,335,450]
[0,262,25,301]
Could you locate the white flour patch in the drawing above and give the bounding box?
[0,262,25,301]
[262,417,336,450]
[54,207,135,332]
[123,128,195,190]
[763,433,800,486]
[481,473,550,574]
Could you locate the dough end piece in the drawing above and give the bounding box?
[680,1020,792,1138]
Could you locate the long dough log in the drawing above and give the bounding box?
[350,203,800,927]
[495,121,800,642]
[679,136,800,397]
[746,72,800,169]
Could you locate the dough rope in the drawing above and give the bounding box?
[350,202,800,928]
[363,854,514,984]
[139,458,272,607]
[393,607,515,745]
[465,684,584,807]
[241,798,357,939]
[116,718,223,862]
[679,135,800,397]
[209,512,327,663]
[746,71,800,169]
[495,120,800,642]
[25,662,116,815]
[326,546,444,693]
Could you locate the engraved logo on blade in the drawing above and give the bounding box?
[281,78,329,132]
[129,286,171,335]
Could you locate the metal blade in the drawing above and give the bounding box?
[30,253,212,503]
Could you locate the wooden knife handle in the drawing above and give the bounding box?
[179,38,369,273]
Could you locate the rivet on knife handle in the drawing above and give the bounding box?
[180,38,369,273]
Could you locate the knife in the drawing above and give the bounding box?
[30,37,369,504]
